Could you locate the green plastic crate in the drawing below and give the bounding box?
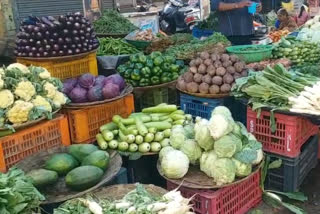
[226,45,273,63]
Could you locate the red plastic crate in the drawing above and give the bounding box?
[247,107,318,158]
[167,170,262,214]
[0,114,70,172]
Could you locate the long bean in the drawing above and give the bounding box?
[97,37,140,56]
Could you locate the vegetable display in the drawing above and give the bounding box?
[63,73,126,103]
[146,33,193,53]
[54,184,194,214]
[93,10,138,35]
[246,58,291,71]
[0,168,45,214]
[177,51,248,94]
[159,106,263,185]
[268,30,289,43]
[97,37,139,56]
[27,144,110,191]
[117,52,185,87]
[232,63,320,116]
[298,15,320,43]
[96,103,193,154]
[134,29,155,41]
[0,63,68,128]
[272,37,320,65]
[15,13,99,57]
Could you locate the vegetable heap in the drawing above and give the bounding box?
[27,144,109,191]
[146,33,193,53]
[232,64,320,116]
[177,52,247,94]
[165,32,230,60]
[133,29,155,41]
[97,37,139,56]
[159,106,263,186]
[62,73,126,103]
[117,52,185,87]
[272,37,320,65]
[0,63,67,128]
[298,15,320,43]
[0,168,45,214]
[96,104,193,154]
[93,10,137,35]
[54,184,194,214]
[15,13,99,57]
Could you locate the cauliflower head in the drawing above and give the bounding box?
[0,68,4,76]
[32,95,52,112]
[52,91,67,108]
[44,82,57,99]
[7,101,34,124]
[7,63,29,74]
[39,68,51,79]
[0,90,14,109]
[14,81,36,101]
[0,76,4,90]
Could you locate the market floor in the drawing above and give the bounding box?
[250,161,320,214]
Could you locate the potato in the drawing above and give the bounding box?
[198,64,207,74]
[222,61,232,68]
[193,73,203,83]
[220,84,231,93]
[183,71,194,83]
[223,73,234,84]
[204,59,212,66]
[195,58,203,66]
[214,61,222,68]
[186,82,199,93]
[226,66,236,74]
[241,70,248,77]
[200,51,210,60]
[230,55,239,63]
[202,74,212,85]
[212,76,223,86]
[189,66,197,74]
[209,85,220,94]
[233,73,241,80]
[177,79,186,91]
[207,65,216,76]
[221,54,230,62]
[234,62,245,73]
[189,59,197,67]
[178,75,184,82]
[211,53,220,62]
[216,67,226,76]
[199,82,209,94]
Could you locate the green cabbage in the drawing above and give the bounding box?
[208,113,234,140]
[159,146,174,161]
[169,126,186,149]
[183,123,195,139]
[200,150,218,177]
[214,134,239,158]
[194,118,214,151]
[161,150,189,179]
[211,106,232,118]
[180,139,202,165]
[212,158,236,186]
[232,158,252,177]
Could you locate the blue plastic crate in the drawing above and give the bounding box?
[224,97,247,126]
[180,93,224,119]
[192,27,214,39]
[265,135,319,192]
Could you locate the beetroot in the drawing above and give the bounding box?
[87,85,104,102]
[102,83,120,99]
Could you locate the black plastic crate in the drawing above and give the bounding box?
[266,135,319,192]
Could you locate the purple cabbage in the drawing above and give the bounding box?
[62,78,77,94]
[78,73,95,89]
[102,83,120,99]
[94,75,106,87]
[104,74,126,90]
[69,86,88,103]
[87,85,103,102]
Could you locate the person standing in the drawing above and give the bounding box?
[296,5,310,26]
[211,0,262,45]
[277,8,298,31]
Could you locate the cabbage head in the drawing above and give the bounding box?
[200,150,218,177]
[170,126,186,149]
[194,118,214,151]
[159,146,174,161]
[208,114,234,140]
[214,134,239,158]
[180,139,202,165]
[183,123,195,139]
[161,150,189,179]
[211,106,232,118]
[232,158,252,177]
[212,158,236,186]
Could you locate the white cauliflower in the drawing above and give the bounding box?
[52,91,67,109]
[43,82,57,99]
[39,68,51,79]
[7,101,34,124]
[0,76,4,89]
[32,95,52,112]
[7,63,29,74]
[14,81,36,101]
[0,68,4,76]
[0,89,14,109]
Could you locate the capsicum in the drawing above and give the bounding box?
[124,69,132,79]
[164,55,176,64]
[131,69,141,81]
[150,51,162,60]
[152,66,162,76]
[117,65,126,75]
[162,63,171,72]
[139,78,150,87]
[134,63,144,70]
[171,73,179,80]
[130,54,139,63]
[176,59,185,68]
[170,64,180,73]
[151,76,160,85]
[128,80,139,87]
[160,75,170,83]
[146,57,154,68]
[153,56,164,66]
[141,67,151,78]
[138,54,147,64]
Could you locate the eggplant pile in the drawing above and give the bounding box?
[15,13,99,58]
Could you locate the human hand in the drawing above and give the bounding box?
[238,0,252,8]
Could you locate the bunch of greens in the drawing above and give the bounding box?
[93,10,138,34]
[195,12,218,30]
[97,37,140,56]
[0,168,45,214]
[290,64,320,77]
